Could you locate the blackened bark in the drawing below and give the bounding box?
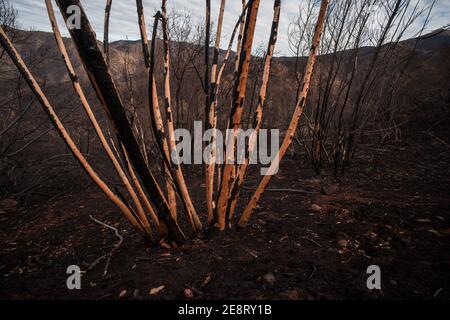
[55,0,186,244]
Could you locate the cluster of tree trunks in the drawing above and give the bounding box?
[0,0,329,246]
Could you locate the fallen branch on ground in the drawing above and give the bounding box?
[241,186,314,194]
[88,215,124,277]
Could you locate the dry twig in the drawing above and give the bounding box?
[88,215,124,276]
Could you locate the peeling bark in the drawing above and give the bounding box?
[215,0,261,230]
[45,0,154,240]
[205,0,226,224]
[228,0,281,225]
[55,0,186,245]
[0,27,147,238]
[239,0,329,227]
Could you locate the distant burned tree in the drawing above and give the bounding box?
[289,0,436,175]
[0,0,17,59]
[0,0,16,31]
[0,0,57,200]
[0,0,329,245]
[164,7,208,130]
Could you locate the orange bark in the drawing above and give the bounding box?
[205,0,226,224]
[239,0,329,227]
[228,0,281,224]
[0,27,147,238]
[215,0,261,230]
[45,0,154,239]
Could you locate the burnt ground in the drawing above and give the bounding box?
[0,125,450,300]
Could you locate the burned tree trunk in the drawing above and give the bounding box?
[55,0,186,245]
[239,0,329,227]
[0,27,148,239]
[227,0,281,225]
[205,0,226,224]
[44,0,154,239]
[161,0,203,232]
[215,0,261,230]
[103,0,112,65]
[136,1,202,234]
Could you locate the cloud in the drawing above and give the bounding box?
[12,0,450,56]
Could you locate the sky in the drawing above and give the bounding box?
[11,0,450,56]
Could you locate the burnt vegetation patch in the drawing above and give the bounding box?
[0,0,449,299]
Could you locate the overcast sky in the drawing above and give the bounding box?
[12,0,450,56]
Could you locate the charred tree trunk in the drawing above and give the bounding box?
[45,0,154,239]
[239,0,329,227]
[205,0,226,224]
[0,26,148,239]
[103,0,112,65]
[55,0,186,245]
[215,0,260,230]
[227,0,281,225]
